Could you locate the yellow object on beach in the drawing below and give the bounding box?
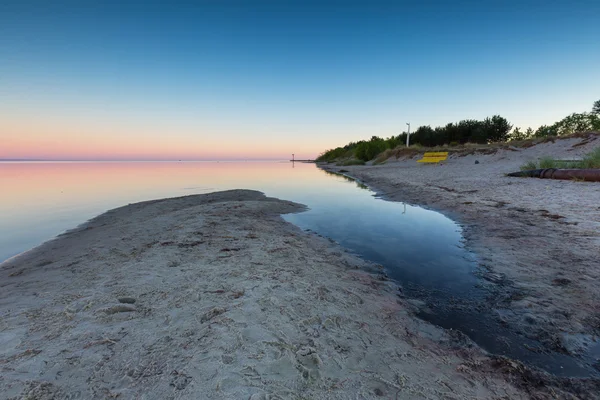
[417,152,448,163]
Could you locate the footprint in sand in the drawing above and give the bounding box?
[118,297,136,304]
[295,346,322,380]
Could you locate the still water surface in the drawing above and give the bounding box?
[0,161,463,271]
[0,161,596,376]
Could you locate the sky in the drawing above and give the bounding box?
[1,0,599,160]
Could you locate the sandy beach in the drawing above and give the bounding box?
[4,0,599,398]
[0,189,571,399]
[321,135,600,370]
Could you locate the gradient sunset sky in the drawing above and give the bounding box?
[2,0,599,161]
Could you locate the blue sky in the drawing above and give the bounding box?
[1,0,599,159]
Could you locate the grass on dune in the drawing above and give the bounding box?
[538,157,556,169]
[520,147,600,170]
[520,160,538,171]
[581,147,600,168]
[336,159,366,166]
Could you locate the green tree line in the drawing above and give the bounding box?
[317,100,600,162]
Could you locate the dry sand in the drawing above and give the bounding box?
[321,135,600,371]
[1,190,543,399]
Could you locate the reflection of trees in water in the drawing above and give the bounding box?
[321,170,369,190]
[320,169,408,213]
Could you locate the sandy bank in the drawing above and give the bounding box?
[321,136,600,369]
[0,190,546,399]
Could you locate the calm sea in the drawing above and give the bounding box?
[0,161,461,270]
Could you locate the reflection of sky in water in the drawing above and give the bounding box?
[284,173,476,293]
[0,161,467,275]
[0,160,476,298]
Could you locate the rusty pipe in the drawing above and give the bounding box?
[507,168,600,182]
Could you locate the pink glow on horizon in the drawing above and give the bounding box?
[2,130,322,161]
[1,109,337,160]
[1,104,350,161]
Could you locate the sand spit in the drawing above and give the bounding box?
[0,189,556,399]
[321,136,600,372]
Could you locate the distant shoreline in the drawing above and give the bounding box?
[0,159,290,163]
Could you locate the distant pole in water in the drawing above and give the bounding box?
[292,153,295,162]
[406,122,411,147]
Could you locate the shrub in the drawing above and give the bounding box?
[553,113,600,135]
[354,136,388,161]
[410,125,437,147]
[539,156,556,169]
[593,100,600,115]
[581,147,600,168]
[337,159,366,166]
[510,127,533,141]
[535,113,600,137]
[526,128,534,137]
[520,160,538,171]
[535,125,555,137]
[316,145,356,162]
[401,116,513,147]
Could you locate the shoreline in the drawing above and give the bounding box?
[318,135,600,375]
[0,189,576,399]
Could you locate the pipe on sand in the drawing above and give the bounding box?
[507,168,600,182]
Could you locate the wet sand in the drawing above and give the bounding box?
[320,135,600,381]
[0,189,554,399]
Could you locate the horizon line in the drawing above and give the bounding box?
[0,158,294,162]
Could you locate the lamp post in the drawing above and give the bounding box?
[406,122,411,147]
